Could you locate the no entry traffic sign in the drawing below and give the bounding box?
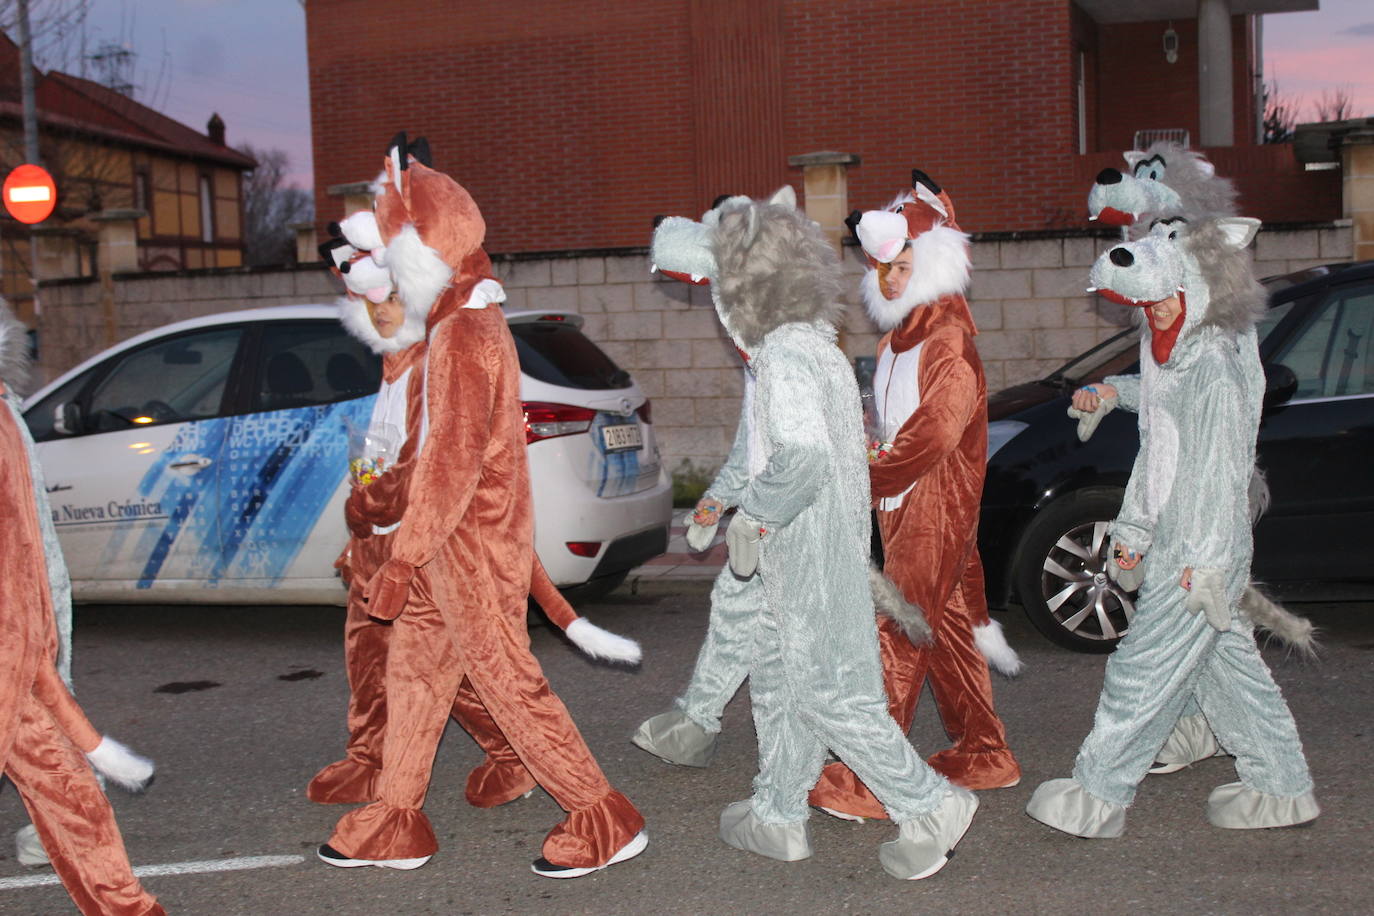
[3,164,57,224]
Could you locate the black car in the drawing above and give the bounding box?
[979,260,1374,652]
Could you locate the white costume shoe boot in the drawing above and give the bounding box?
[719,800,812,862]
[1148,714,1223,774]
[631,708,718,768]
[1025,777,1126,838]
[1206,782,1319,830]
[879,786,979,880]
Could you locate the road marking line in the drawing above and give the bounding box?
[0,854,306,890]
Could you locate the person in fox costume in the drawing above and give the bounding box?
[310,205,638,810]
[809,171,1021,819]
[318,136,646,878]
[0,301,163,915]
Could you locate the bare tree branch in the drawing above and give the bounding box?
[238,143,313,267]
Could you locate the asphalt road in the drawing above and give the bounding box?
[2,581,1371,916]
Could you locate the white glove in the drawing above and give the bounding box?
[725,511,764,579]
[1067,395,1118,442]
[1185,567,1232,632]
[685,520,718,553]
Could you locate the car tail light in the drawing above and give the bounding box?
[635,399,652,424]
[566,541,602,557]
[523,402,596,444]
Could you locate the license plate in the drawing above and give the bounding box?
[601,423,643,452]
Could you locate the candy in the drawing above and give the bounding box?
[349,455,388,487]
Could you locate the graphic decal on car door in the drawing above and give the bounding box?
[120,397,375,588]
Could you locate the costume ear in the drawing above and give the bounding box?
[408,136,433,167]
[1196,158,1215,177]
[1217,217,1261,250]
[710,193,735,210]
[844,209,863,244]
[744,202,762,246]
[387,131,407,194]
[910,168,941,195]
[767,185,797,210]
[1122,150,1147,169]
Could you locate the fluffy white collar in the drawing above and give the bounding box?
[860,224,971,331]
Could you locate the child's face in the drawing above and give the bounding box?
[1148,295,1182,331]
[371,295,404,339]
[878,246,914,300]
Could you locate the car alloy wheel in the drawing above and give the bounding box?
[1015,489,1135,653]
[1040,518,1135,646]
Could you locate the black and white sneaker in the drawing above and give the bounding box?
[530,830,647,879]
[317,843,431,870]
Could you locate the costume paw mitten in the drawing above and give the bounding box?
[1186,568,1232,631]
[366,558,417,620]
[725,511,764,578]
[685,519,719,553]
[1067,395,1118,442]
[1106,552,1145,592]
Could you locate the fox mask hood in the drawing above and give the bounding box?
[373,133,497,327]
[852,170,972,331]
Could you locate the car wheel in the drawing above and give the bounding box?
[1015,489,1136,654]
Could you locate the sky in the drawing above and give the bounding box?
[56,0,1374,195]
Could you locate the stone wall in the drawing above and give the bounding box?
[36,221,1353,481]
[492,222,1354,480]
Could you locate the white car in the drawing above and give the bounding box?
[22,304,671,604]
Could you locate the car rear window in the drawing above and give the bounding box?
[510,323,630,390]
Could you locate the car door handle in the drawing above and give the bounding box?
[169,455,214,471]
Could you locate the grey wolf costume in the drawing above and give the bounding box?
[645,187,977,879]
[1026,218,1319,836]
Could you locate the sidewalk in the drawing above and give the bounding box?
[631,509,726,581]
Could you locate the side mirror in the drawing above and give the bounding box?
[53,401,81,436]
[1263,363,1298,408]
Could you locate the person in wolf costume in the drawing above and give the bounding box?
[309,211,638,809]
[808,171,1021,818]
[1077,144,1315,776]
[0,302,163,915]
[319,138,646,878]
[649,186,978,880]
[1026,217,1319,837]
[632,202,930,770]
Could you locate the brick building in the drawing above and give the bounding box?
[302,0,1349,475]
[305,0,1333,250]
[0,32,255,322]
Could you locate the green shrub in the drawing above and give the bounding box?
[671,458,717,508]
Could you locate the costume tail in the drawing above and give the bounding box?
[870,564,932,645]
[32,662,155,792]
[973,619,1023,677]
[530,557,641,664]
[1240,585,1316,657]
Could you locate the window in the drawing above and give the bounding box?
[80,327,244,434]
[133,170,149,211]
[199,175,214,243]
[510,322,630,390]
[1271,284,1374,399]
[251,321,380,412]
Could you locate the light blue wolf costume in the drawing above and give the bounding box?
[1026,217,1319,836]
[644,187,974,879]
[1080,144,1314,776]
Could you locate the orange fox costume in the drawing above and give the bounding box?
[323,141,644,874]
[0,380,163,916]
[810,173,1020,818]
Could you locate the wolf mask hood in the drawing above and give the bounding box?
[651,185,843,353]
[1089,217,1264,364]
[1088,141,1238,230]
[852,170,972,331]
